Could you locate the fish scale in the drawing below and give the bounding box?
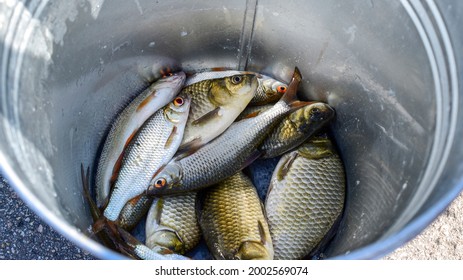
[96,72,185,208]
[183,80,216,122]
[199,172,273,260]
[265,137,345,260]
[146,192,201,253]
[177,100,292,192]
[103,96,190,221]
[260,102,335,159]
[184,70,288,106]
[179,74,257,150]
[146,67,305,196]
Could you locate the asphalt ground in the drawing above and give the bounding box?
[0,176,94,260]
[0,174,461,260]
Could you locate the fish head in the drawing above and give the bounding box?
[252,75,288,105]
[291,102,335,133]
[146,162,183,196]
[147,229,186,255]
[163,94,191,124]
[209,74,258,105]
[155,71,186,88]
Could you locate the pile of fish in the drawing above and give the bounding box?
[82,67,346,260]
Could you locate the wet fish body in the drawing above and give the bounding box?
[111,220,190,260]
[185,70,288,105]
[265,136,345,260]
[96,72,186,208]
[147,68,304,196]
[145,192,201,254]
[179,73,258,151]
[199,172,273,260]
[260,102,335,158]
[116,195,153,231]
[103,95,191,221]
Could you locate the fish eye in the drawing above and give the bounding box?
[173,97,184,107]
[277,85,287,94]
[231,75,243,84]
[311,107,321,115]
[154,178,167,188]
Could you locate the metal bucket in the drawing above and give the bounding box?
[1,0,462,259]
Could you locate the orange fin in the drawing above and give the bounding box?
[211,67,231,72]
[290,100,316,109]
[242,111,261,119]
[124,129,138,149]
[281,67,303,107]
[108,129,137,188]
[136,92,156,112]
[110,152,125,188]
[192,107,222,125]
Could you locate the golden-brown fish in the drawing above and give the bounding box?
[260,102,335,158]
[147,67,308,196]
[198,172,273,260]
[265,135,345,260]
[184,70,288,106]
[179,73,258,152]
[145,192,201,254]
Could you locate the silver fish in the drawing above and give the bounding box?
[96,72,185,208]
[133,245,190,260]
[146,67,307,196]
[103,95,191,221]
[265,136,345,260]
[116,194,153,231]
[236,104,274,121]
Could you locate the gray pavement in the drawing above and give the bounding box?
[0,174,461,260]
[0,176,94,260]
[385,191,463,260]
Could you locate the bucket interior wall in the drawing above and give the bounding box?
[0,0,458,259]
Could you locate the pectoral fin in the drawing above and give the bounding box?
[192,107,222,125]
[241,111,261,119]
[176,138,203,159]
[258,220,267,245]
[136,91,157,112]
[164,126,178,149]
[276,152,299,181]
[240,150,263,170]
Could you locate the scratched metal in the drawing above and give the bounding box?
[0,0,462,260]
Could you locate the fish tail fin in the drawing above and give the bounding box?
[81,164,101,222]
[280,67,302,106]
[280,67,315,109]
